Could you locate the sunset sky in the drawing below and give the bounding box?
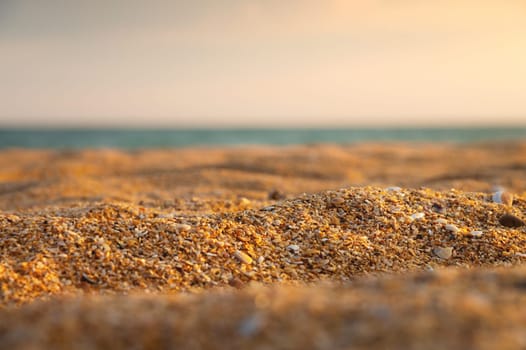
[1,0,525,127]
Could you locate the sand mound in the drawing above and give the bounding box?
[0,144,525,349]
[1,186,525,306]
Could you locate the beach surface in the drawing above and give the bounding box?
[0,142,525,349]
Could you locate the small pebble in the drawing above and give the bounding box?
[175,223,192,232]
[410,212,425,220]
[435,218,448,224]
[445,224,459,233]
[268,189,285,200]
[228,278,244,289]
[468,230,484,237]
[287,244,300,253]
[499,214,525,228]
[330,196,346,207]
[386,186,402,192]
[260,206,275,212]
[234,250,253,264]
[433,247,453,259]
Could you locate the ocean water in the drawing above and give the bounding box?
[0,128,525,149]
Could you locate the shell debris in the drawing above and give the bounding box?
[234,250,253,264]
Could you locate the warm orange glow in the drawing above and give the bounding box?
[1,0,525,127]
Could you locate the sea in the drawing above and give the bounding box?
[0,128,525,149]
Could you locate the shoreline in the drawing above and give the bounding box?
[1,128,526,149]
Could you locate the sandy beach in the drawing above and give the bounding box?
[0,142,525,349]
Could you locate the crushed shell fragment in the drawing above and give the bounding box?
[444,224,459,233]
[287,245,300,253]
[234,250,253,264]
[492,191,513,206]
[433,247,453,259]
[468,231,484,237]
[239,197,251,207]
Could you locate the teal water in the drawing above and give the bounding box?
[0,128,525,149]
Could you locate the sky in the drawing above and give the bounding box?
[1,0,525,128]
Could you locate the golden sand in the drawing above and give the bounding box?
[0,142,525,349]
